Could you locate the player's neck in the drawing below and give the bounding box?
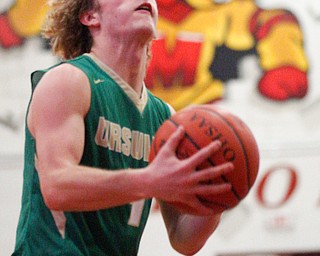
[91,41,148,94]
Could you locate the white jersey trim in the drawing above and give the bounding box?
[85,53,148,114]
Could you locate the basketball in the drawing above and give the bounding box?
[149,104,260,214]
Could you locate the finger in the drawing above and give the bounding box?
[192,162,234,183]
[187,140,222,168]
[163,125,185,150]
[194,182,232,196]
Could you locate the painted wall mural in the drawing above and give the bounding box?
[0,0,310,109]
[0,0,48,48]
[147,0,309,110]
[0,1,319,150]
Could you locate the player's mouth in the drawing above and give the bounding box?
[135,3,153,16]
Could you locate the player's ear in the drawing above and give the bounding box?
[80,10,100,27]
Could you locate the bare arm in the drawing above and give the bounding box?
[28,64,153,211]
[159,160,233,255]
[159,104,233,255]
[160,203,222,255]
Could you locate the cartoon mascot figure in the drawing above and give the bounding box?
[0,0,308,109]
[0,0,48,47]
[145,0,309,110]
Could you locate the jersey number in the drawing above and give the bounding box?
[128,199,145,227]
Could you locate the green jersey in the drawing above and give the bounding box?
[13,54,171,256]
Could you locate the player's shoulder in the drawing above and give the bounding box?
[35,54,91,84]
[35,63,88,92]
[48,62,87,80]
[30,62,91,114]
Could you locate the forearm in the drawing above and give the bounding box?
[40,164,152,211]
[160,202,221,255]
[174,214,221,252]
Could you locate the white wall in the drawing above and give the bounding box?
[0,167,23,255]
[139,149,320,256]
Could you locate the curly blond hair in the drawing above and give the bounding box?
[42,0,97,60]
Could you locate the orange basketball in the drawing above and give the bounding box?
[149,105,260,214]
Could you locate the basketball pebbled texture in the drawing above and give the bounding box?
[149,105,260,213]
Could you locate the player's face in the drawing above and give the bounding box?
[97,0,159,40]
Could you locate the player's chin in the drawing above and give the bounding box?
[133,22,157,39]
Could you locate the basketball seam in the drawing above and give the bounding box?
[198,107,251,196]
[169,119,202,150]
[169,116,242,203]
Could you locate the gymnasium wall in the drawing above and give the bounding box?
[141,1,320,255]
[0,0,319,255]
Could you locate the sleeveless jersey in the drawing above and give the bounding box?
[13,54,171,256]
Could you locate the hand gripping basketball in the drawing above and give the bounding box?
[149,105,260,213]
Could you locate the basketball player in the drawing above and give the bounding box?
[12,0,234,255]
